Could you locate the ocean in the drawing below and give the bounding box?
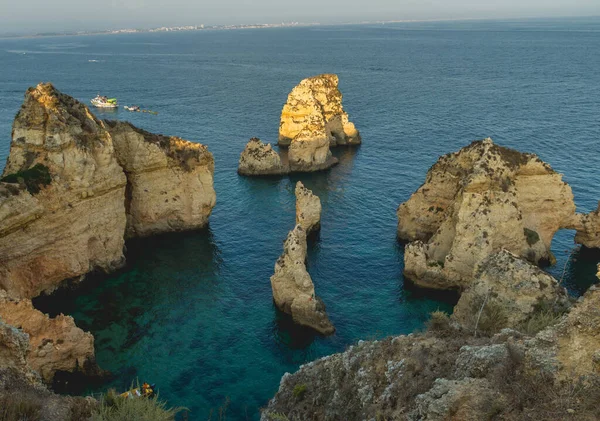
[1,17,599,419]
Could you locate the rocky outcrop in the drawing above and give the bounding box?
[453,250,570,332]
[106,121,216,238]
[270,225,334,335]
[237,138,289,176]
[263,279,600,421]
[287,116,339,172]
[398,138,579,290]
[0,318,32,376]
[0,83,217,389]
[0,83,216,297]
[295,182,321,234]
[278,74,361,147]
[270,183,332,334]
[0,291,97,384]
[572,202,600,249]
[0,83,127,299]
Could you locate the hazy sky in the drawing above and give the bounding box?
[1,0,599,33]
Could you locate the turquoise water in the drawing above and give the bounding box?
[1,18,600,419]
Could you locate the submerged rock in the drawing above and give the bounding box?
[398,138,579,290]
[270,225,334,335]
[0,83,127,298]
[278,74,361,147]
[237,137,289,176]
[106,121,216,238]
[295,181,321,234]
[0,291,98,384]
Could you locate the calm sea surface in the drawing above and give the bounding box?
[1,18,599,419]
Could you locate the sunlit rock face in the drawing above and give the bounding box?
[278,74,359,172]
[107,121,216,238]
[0,83,127,298]
[398,138,578,290]
[279,74,360,147]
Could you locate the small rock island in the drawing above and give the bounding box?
[270,182,334,335]
[238,74,361,175]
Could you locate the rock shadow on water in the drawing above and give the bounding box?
[270,306,321,352]
[561,245,600,296]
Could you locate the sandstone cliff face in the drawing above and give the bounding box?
[0,291,96,384]
[237,137,289,176]
[287,116,339,172]
[398,138,578,290]
[295,181,321,234]
[106,121,216,238]
[278,74,361,147]
[0,83,127,299]
[453,250,570,331]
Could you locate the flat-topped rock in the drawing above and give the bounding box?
[237,137,289,176]
[106,121,216,238]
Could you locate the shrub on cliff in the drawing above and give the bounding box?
[90,388,185,421]
[0,393,42,421]
[1,164,51,195]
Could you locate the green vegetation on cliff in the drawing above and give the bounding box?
[1,164,51,194]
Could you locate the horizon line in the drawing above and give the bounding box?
[1,14,599,39]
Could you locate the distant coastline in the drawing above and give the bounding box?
[3,15,598,40]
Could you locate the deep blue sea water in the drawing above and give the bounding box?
[1,18,599,420]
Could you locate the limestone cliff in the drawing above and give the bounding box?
[106,121,216,238]
[0,291,97,384]
[398,138,578,290]
[279,74,360,147]
[295,181,321,234]
[237,137,289,176]
[0,83,127,299]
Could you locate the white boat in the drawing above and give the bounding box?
[91,95,118,108]
[124,105,140,112]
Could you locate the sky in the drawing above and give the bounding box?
[1,0,599,33]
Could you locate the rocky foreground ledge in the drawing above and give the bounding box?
[0,83,216,386]
[263,262,600,421]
